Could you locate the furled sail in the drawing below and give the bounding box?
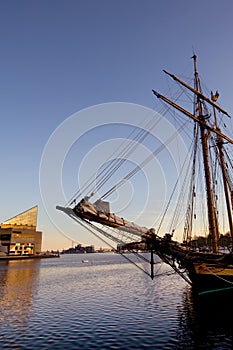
[72,197,149,236]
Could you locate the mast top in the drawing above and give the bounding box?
[191,54,197,60]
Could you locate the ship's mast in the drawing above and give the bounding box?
[213,108,233,249]
[153,55,233,252]
[192,54,218,253]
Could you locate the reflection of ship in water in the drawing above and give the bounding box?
[176,288,233,348]
[0,259,40,330]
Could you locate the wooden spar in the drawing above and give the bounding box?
[163,69,231,118]
[193,54,218,253]
[211,100,233,248]
[152,90,233,145]
[217,133,233,248]
[150,248,154,279]
[71,198,149,237]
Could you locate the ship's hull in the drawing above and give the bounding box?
[187,262,233,292]
[152,236,233,292]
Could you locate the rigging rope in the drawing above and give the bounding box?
[66,110,163,206]
[73,215,169,279]
[223,148,233,190]
[168,153,193,233]
[182,125,199,242]
[101,120,189,200]
[94,116,164,197]
[66,87,189,207]
[157,138,194,235]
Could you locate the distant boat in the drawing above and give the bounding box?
[82,259,89,263]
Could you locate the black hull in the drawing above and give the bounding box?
[188,268,233,293]
[151,235,233,292]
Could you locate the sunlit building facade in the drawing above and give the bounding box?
[0,206,42,255]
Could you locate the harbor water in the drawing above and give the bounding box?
[0,253,233,349]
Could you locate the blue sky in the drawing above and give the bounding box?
[0,0,233,250]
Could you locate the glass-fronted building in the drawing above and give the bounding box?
[0,206,42,255]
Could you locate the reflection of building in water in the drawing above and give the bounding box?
[0,259,40,330]
[0,206,42,255]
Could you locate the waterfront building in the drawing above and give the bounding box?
[62,244,95,254]
[0,206,42,255]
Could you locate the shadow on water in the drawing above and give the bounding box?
[176,286,233,349]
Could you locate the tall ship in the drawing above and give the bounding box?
[57,55,233,293]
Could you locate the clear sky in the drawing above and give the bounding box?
[0,0,233,251]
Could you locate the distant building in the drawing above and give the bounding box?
[0,206,42,255]
[85,245,95,253]
[62,244,95,254]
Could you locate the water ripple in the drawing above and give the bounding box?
[0,254,233,349]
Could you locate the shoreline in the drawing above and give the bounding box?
[0,254,60,261]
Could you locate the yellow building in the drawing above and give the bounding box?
[0,206,42,255]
